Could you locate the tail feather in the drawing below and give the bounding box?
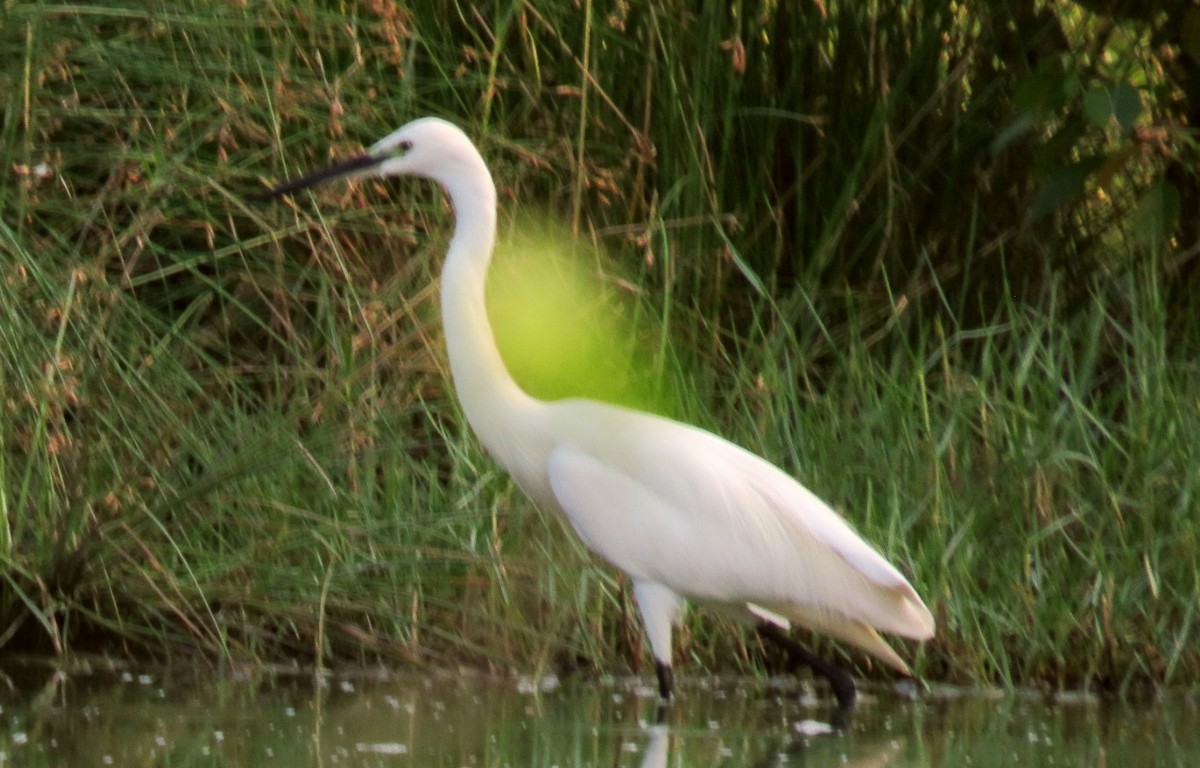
[771,603,916,675]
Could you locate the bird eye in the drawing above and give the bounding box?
[397,139,413,153]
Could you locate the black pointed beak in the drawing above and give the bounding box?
[258,152,384,199]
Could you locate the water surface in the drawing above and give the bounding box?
[2,660,1197,766]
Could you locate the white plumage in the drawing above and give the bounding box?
[266,117,935,710]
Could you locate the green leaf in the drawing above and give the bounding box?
[1014,57,1069,114]
[1111,83,1141,131]
[1132,180,1181,244]
[1083,84,1113,130]
[1028,158,1103,223]
[1083,82,1141,133]
[995,60,1080,157]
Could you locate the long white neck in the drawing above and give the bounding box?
[437,161,539,468]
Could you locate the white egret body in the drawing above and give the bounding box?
[266,117,935,710]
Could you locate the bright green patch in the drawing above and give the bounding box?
[489,217,678,416]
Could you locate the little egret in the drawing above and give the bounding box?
[265,117,935,712]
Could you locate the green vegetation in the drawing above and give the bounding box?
[2,0,1197,692]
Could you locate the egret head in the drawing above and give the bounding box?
[262,117,486,200]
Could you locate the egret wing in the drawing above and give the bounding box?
[544,402,934,642]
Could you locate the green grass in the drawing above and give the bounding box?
[1,0,1197,692]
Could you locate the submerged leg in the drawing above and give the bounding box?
[756,622,857,712]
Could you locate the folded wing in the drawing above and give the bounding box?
[543,402,934,669]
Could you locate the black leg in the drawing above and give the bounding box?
[654,660,674,702]
[646,661,673,723]
[756,622,857,713]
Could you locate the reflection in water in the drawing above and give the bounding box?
[639,719,902,768]
[1,659,1198,767]
[639,724,669,768]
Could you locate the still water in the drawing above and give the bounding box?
[2,660,1197,767]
